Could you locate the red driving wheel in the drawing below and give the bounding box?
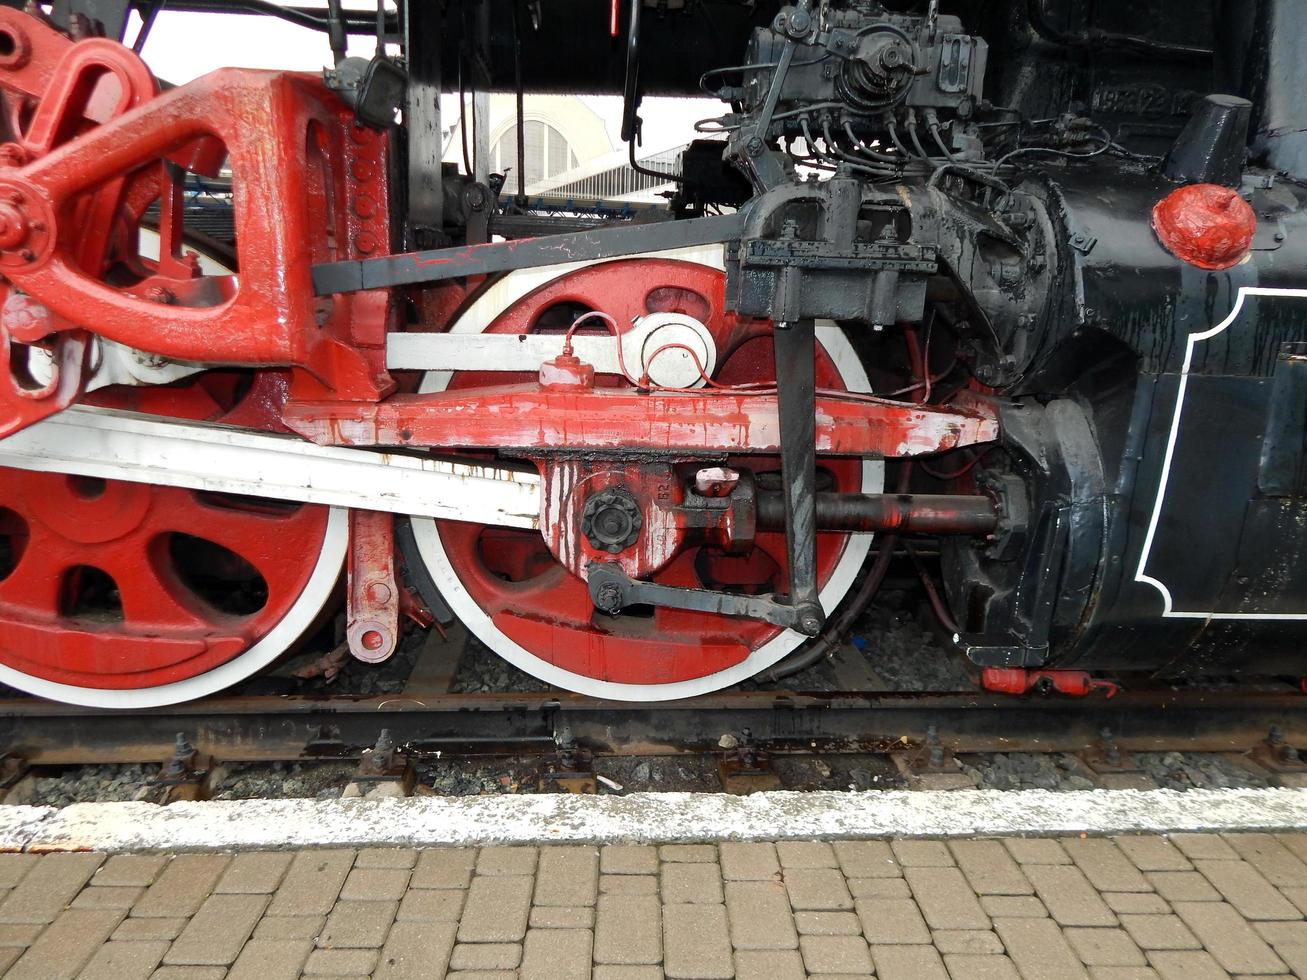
[409,253,880,699]
[0,374,344,704]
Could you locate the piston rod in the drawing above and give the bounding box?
[756,491,999,535]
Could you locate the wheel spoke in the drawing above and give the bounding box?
[0,523,64,613]
[98,549,209,629]
[143,490,326,594]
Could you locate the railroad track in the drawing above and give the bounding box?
[3,680,1307,799]
[4,625,1307,801]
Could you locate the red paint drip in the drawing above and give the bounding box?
[1152,183,1257,271]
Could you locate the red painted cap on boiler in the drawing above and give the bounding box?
[1151,183,1257,271]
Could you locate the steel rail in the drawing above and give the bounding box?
[1,688,1304,765]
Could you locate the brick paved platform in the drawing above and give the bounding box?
[4,834,1307,978]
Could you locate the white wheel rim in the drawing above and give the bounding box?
[411,245,884,701]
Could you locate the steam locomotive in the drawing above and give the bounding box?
[0,0,1301,707]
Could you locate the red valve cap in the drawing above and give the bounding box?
[1152,183,1257,271]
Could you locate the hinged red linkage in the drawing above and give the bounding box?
[0,6,393,439]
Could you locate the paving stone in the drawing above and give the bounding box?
[0,852,105,923]
[149,968,227,980]
[950,840,1032,895]
[600,873,657,895]
[832,840,898,878]
[1273,944,1307,977]
[446,972,516,980]
[71,885,144,909]
[735,948,807,980]
[1224,835,1307,888]
[318,899,397,948]
[134,853,230,919]
[458,874,533,942]
[768,841,841,872]
[1087,969,1161,980]
[1103,892,1171,914]
[254,914,326,940]
[4,907,124,980]
[593,968,664,980]
[113,916,189,941]
[216,852,293,894]
[1113,837,1192,873]
[354,848,416,869]
[725,879,799,950]
[1194,859,1300,920]
[267,850,354,916]
[663,901,733,979]
[855,897,931,944]
[945,952,1022,979]
[1169,834,1238,861]
[227,939,313,980]
[93,854,169,887]
[1147,871,1220,902]
[1065,927,1148,966]
[302,947,379,975]
[600,845,658,876]
[1172,901,1288,974]
[872,943,951,979]
[1255,921,1307,947]
[1002,837,1071,865]
[1119,914,1200,950]
[773,840,837,868]
[77,939,169,980]
[849,876,910,898]
[980,895,1048,917]
[907,866,989,929]
[1147,949,1232,980]
[795,910,863,935]
[891,840,953,867]
[521,927,591,980]
[1279,887,1307,917]
[0,855,38,889]
[411,848,477,888]
[994,916,1091,979]
[801,933,873,974]
[476,846,538,876]
[661,860,723,904]
[932,929,1004,954]
[166,892,270,965]
[0,922,41,946]
[1064,839,1152,893]
[1025,863,1118,926]
[529,904,593,929]
[339,867,410,902]
[785,866,854,911]
[594,893,661,964]
[449,942,522,970]
[534,846,599,907]
[660,844,717,863]
[373,921,458,980]
[397,885,464,921]
[720,842,781,881]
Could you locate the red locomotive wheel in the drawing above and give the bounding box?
[409,249,881,700]
[0,376,346,707]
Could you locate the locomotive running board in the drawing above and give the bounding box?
[0,405,542,529]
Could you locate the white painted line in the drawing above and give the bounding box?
[4,788,1307,853]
